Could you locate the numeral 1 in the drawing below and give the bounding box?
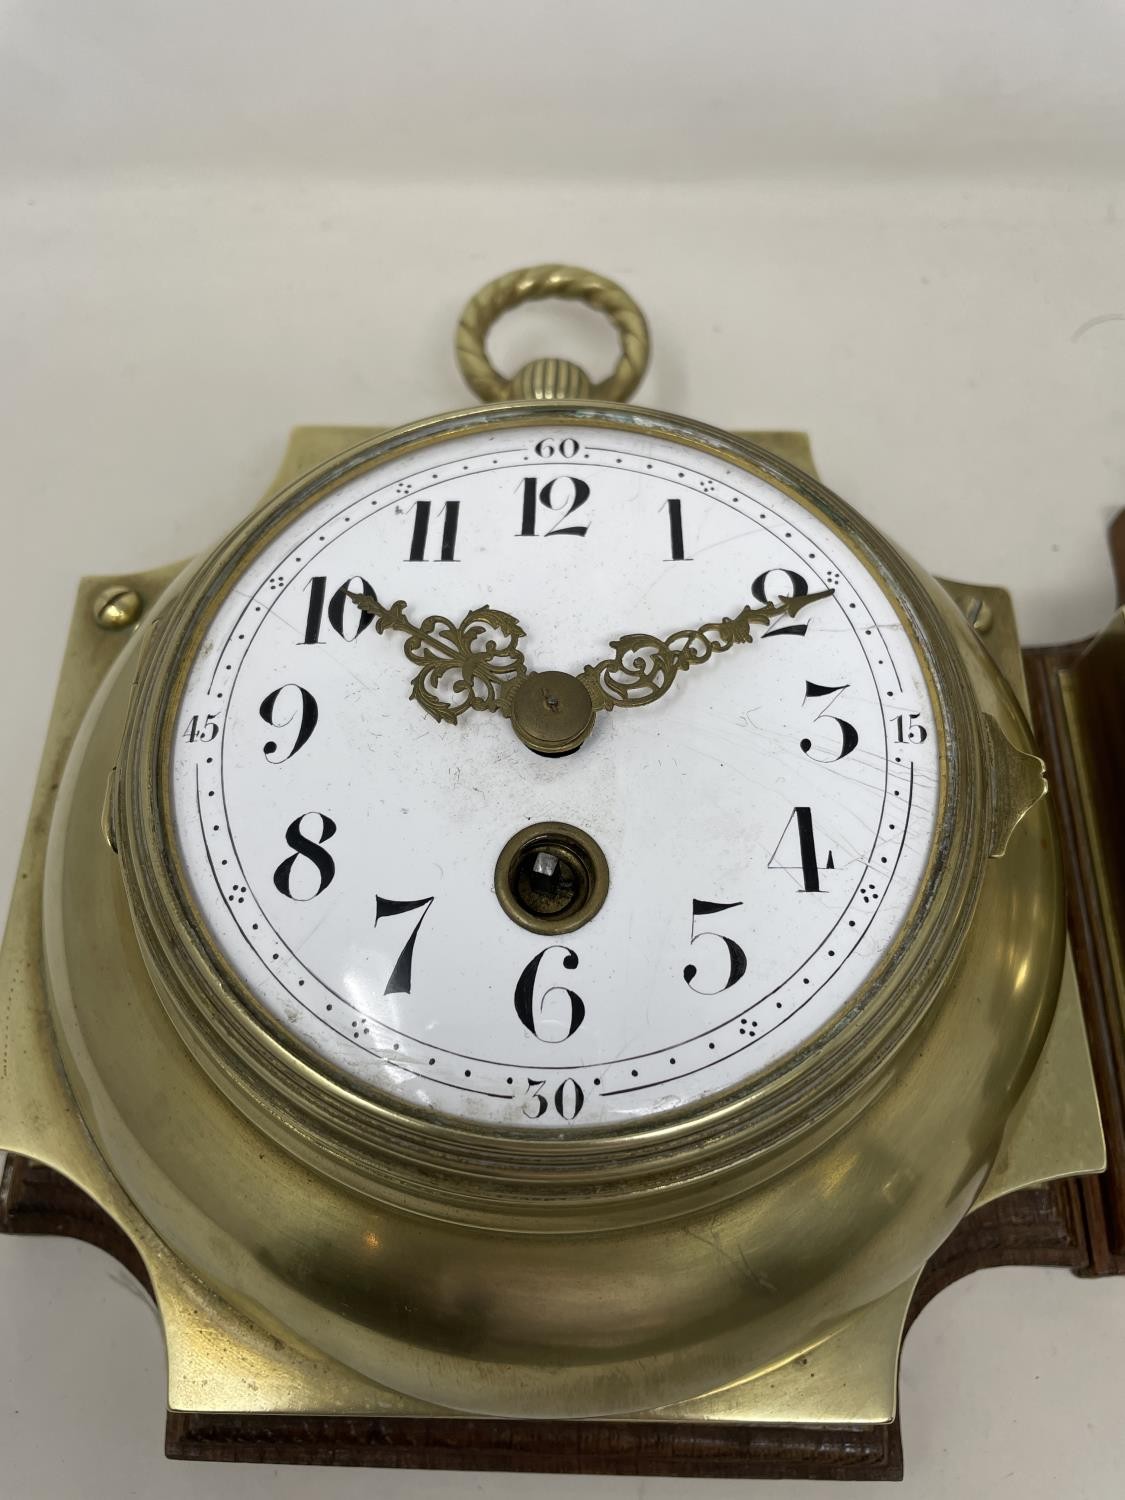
[408,500,460,561]
[665,497,690,561]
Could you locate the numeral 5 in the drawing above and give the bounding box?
[683,899,748,994]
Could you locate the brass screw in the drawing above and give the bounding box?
[962,595,993,635]
[93,584,143,631]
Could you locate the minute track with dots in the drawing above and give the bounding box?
[171,419,941,1131]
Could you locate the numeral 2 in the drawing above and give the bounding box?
[752,569,813,638]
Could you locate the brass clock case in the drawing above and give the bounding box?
[34,398,1071,1420]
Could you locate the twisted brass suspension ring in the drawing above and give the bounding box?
[455,264,650,404]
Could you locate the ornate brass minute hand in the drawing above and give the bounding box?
[350,588,833,757]
[577,591,833,715]
[348,592,529,725]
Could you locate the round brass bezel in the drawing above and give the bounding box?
[494,820,610,935]
[115,401,984,1213]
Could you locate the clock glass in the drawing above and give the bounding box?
[169,415,941,1131]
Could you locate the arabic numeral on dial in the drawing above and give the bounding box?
[894,711,928,744]
[683,899,747,994]
[182,711,220,743]
[553,1077,585,1121]
[259,685,318,763]
[769,806,834,893]
[302,576,376,644]
[523,1078,549,1118]
[518,476,590,537]
[272,813,337,900]
[408,500,460,562]
[514,945,585,1041]
[752,569,811,638]
[533,437,579,459]
[665,497,690,561]
[373,894,434,995]
[522,1077,585,1121]
[801,681,859,761]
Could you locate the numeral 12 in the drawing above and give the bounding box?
[519,476,589,537]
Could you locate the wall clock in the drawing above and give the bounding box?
[1,265,1121,1480]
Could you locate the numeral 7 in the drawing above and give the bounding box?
[374,894,435,995]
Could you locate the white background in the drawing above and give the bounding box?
[1,1,1124,1494]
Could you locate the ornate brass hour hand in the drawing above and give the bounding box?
[351,588,833,757]
[348,592,528,726]
[577,591,834,714]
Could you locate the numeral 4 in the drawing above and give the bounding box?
[769,806,834,892]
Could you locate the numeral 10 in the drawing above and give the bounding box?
[301,576,375,645]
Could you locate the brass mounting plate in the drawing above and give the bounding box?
[0,426,1103,1425]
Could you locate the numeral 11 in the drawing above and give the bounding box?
[409,500,460,562]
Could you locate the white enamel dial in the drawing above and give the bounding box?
[170,417,941,1131]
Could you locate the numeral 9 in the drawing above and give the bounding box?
[260,685,318,763]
